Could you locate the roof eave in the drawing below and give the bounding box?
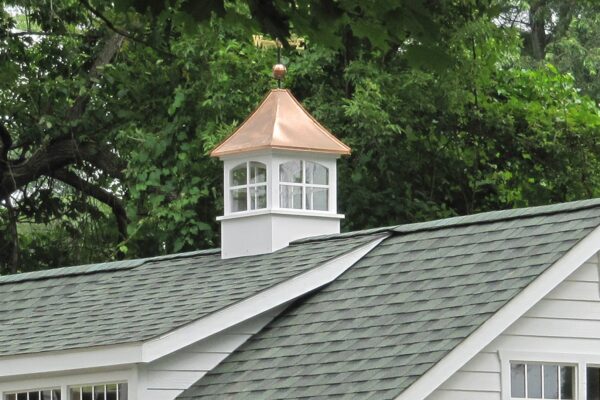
[211,144,351,158]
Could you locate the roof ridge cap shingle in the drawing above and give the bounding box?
[0,248,220,285]
[293,198,600,244]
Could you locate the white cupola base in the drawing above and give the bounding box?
[219,211,342,258]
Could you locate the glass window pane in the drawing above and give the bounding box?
[511,363,526,398]
[250,185,267,210]
[561,366,574,400]
[41,391,52,400]
[280,161,302,183]
[306,187,328,211]
[588,367,600,400]
[29,393,40,400]
[105,385,117,400]
[527,364,542,398]
[544,364,558,399]
[69,388,80,400]
[5,394,16,400]
[117,384,127,400]
[280,185,302,209]
[230,163,247,186]
[305,162,328,185]
[51,390,61,400]
[17,394,26,400]
[82,387,93,400]
[94,386,105,400]
[249,162,266,184]
[231,188,247,212]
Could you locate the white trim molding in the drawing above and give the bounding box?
[396,224,600,400]
[217,208,344,221]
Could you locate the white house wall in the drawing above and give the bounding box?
[137,305,286,400]
[426,251,600,400]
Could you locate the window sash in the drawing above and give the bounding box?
[68,383,127,400]
[510,362,574,400]
[279,160,330,211]
[4,389,60,400]
[229,161,267,212]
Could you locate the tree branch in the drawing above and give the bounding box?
[79,0,173,57]
[0,139,125,197]
[0,123,12,165]
[3,197,20,274]
[50,169,128,245]
[67,32,125,121]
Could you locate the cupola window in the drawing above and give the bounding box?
[280,161,329,211]
[230,162,267,212]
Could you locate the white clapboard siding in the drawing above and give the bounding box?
[427,389,500,400]
[138,306,284,400]
[438,371,500,391]
[427,254,600,400]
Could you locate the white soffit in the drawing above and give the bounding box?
[395,224,600,400]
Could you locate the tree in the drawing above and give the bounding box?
[2,0,600,274]
[0,0,469,273]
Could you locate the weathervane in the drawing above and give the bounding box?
[272,40,286,88]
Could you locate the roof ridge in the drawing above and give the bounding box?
[293,198,600,244]
[0,248,220,285]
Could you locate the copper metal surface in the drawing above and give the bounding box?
[272,64,287,80]
[211,89,351,157]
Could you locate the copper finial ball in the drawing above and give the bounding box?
[272,63,287,80]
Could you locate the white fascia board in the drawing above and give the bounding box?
[0,342,141,379]
[141,235,387,362]
[395,224,600,400]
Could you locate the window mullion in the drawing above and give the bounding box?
[541,364,545,398]
[557,366,560,400]
[525,363,528,399]
[246,162,251,211]
[301,161,306,210]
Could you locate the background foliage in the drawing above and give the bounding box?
[1,0,600,273]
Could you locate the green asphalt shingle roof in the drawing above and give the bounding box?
[178,198,600,399]
[0,234,379,356]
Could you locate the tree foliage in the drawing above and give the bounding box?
[1,0,600,274]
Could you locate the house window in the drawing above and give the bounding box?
[511,363,574,399]
[588,367,600,399]
[4,389,60,400]
[280,161,328,211]
[68,383,127,400]
[230,162,267,212]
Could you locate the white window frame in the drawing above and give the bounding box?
[509,361,575,400]
[0,369,135,400]
[67,382,128,400]
[498,351,600,400]
[229,161,268,213]
[3,388,61,400]
[279,160,329,211]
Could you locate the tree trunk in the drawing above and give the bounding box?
[5,199,20,274]
[529,1,547,60]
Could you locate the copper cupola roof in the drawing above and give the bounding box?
[210,89,351,157]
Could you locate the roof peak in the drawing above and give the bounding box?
[211,89,350,157]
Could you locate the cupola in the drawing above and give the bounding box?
[211,80,350,258]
